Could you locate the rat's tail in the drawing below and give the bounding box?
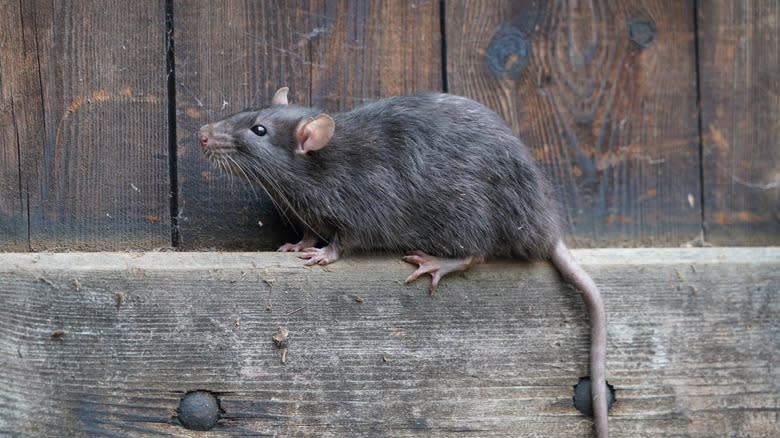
[550,240,609,438]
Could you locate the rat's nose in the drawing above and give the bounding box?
[198,125,213,145]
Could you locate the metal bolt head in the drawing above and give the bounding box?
[178,391,219,431]
[573,377,616,417]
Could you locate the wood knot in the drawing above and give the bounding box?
[627,18,656,49]
[486,27,530,79]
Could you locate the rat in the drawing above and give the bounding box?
[199,87,609,437]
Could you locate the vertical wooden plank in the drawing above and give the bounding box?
[176,0,441,250]
[309,0,442,112]
[175,0,312,250]
[26,0,171,250]
[698,1,780,245]
[447,0,702,246]
[0,1,42,251]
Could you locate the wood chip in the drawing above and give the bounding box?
[272,327,289,348]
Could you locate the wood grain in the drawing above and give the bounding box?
[446,0,702,247]
[175,0,314,251]
[13,0,172,250]
[0,1,42,251]
[697,1,780,245]
[0,249,777,436]
[175,0,441,250]
[308,0,441,112]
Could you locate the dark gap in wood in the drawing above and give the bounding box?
[165,0,180,247]
[692,0,707,240]
[439,0,448,92]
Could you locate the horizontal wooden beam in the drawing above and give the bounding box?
[0,249,777,436]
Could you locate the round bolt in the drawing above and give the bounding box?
[573,377,616,417]
[178,391,219,431]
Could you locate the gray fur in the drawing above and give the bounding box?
[201,91,609,437]
[201,93,563,260]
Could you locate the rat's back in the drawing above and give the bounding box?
[312,92,563,261]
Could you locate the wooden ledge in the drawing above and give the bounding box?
[1,249,777,436]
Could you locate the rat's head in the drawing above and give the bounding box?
[198,87,335,177]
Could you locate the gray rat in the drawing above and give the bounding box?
[199,87,610,437]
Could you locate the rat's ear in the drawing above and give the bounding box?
[295,114,335,155]
[271,87,289,105]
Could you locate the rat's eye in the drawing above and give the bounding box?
[250,125,267,136]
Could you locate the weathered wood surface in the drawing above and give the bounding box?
[174,0,310,250]
[174,0,441,250]
[0,0,172,251]
[0,1,39,251]
[0,248,777,436]
[698,1,780,245]
[308,0,442,111]
[446,0,702,247]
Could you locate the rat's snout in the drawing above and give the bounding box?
[198,125,212,146]
[198,123,234,156]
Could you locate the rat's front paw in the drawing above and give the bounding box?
[278,235,318,252]
[278,242,306,252]
[299,246,340,266]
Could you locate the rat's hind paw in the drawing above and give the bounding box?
[403,251,482,294]
[299,246,340,266]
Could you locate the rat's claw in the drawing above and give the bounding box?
[403,256,443,293]
[299,246,339,266]
[402,251,428,267]
[278,236,318,252]
[404,264,435,283]
[278,242,303,252]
